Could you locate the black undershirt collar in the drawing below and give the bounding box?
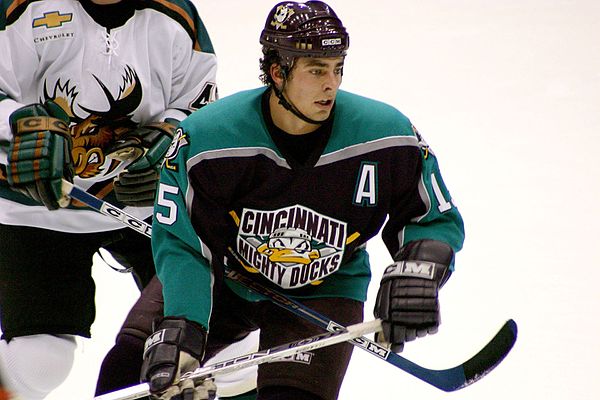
[78,0,137,30]
[261,89,333,169]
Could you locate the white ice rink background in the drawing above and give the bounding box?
[4,1,598,399]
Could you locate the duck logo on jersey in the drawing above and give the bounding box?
[270,5,294,30]
[163,128,189,171]
[32,11,73,29]
[236,205,347,289]
[411,124,431,159]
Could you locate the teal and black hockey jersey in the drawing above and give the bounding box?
[153,87,465,328]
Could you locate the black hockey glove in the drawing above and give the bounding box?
[7,100,73,210]
[140,317,216,400]
[374,239,454,353]
[110,121,176,207]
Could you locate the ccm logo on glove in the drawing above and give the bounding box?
[15,117,68,133]
[144,330,166,354]
[383,260,437,280]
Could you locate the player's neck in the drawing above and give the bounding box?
[268,90,320,135]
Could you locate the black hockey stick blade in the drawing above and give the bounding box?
[406,319,517,391]
[456,319,518,389]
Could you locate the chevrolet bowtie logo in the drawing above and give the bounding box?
[32,11,73,28]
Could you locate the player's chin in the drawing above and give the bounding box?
[309,109,333,122]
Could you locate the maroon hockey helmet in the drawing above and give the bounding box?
[260,1,349,67]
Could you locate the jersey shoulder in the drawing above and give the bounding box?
[336,90,413,134]
[179,87,272,153]
[0,0,26,28]
[1,0,214,53]
[137,0,214,53]
[1,0,71,29]
[328,90,416,151]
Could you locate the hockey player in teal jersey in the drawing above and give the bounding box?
[142,1,465,400]
[0,0,217,398]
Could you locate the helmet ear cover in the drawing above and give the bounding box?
[259,1,349,69]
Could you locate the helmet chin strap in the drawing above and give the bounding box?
[272,82,328,126]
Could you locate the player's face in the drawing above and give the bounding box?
[284,57,344,122]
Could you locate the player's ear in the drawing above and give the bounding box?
[270,64,285,88]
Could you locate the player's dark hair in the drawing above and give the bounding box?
[259,48,291,86]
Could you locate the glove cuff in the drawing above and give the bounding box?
[387,239,454,285]
[144,317,207,361]
[140,317,207,392]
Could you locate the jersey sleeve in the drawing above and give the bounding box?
[158,6,217,123]
[152,147,214,328]
[0,6,34,144]
[382,129,465,268]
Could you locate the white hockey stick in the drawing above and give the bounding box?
[62,180,152,237]
[94,319,382,400]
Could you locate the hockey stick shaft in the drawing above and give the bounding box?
[94,319,382,400]
[224,249,516,391]
[65,181,517,393]
[62,180,152,238]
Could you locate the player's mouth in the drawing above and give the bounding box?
[315,99,334,109]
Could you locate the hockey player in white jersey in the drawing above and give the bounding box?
[0,0,217,398]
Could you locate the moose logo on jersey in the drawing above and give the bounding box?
[41,66,142,180]
[236,205,347,289]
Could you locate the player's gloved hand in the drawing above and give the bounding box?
[374,239,454,352]
[141,317,216,400]
[110,120,176,207]
[7,100,73,210]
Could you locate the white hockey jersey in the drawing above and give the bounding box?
[0,0,217,232]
